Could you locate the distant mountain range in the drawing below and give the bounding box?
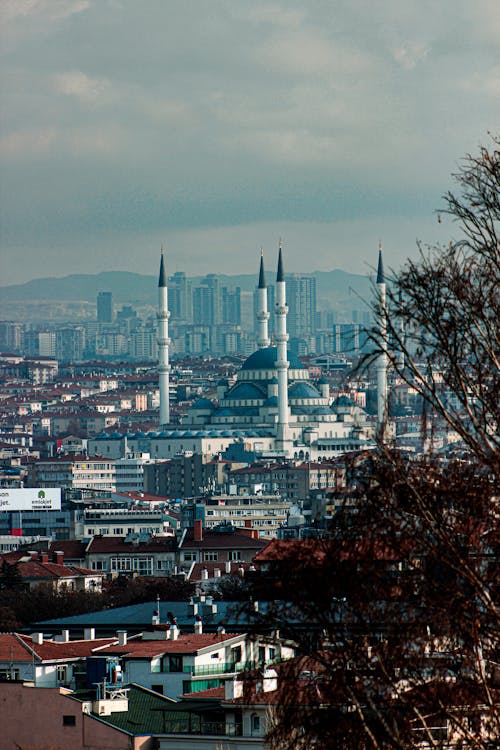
[0,269,373,307]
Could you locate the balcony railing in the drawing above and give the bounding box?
[163,720,242,736]
[183,660,257,677]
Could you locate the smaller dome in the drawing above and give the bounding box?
[190,397,215,410]
[335,395,355,407]
[225,383,264,400]
[264,396,279,407]
[289,382,322,399]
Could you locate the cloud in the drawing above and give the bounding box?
[392,41,430,70]
[0,128,57,157]
[0,0,499,284]
[52,70,110,105]
[0,0,89,24]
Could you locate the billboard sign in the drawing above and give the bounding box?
[0,488,61,511]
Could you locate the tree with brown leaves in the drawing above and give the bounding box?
[244,137,499,750]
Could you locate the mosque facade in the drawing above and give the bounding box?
[89,245,379,462]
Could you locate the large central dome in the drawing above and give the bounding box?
[241,346,305,371]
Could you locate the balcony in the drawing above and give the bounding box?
[183,660,257,677]
[162,720,243,736]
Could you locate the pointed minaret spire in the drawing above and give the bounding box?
[256,249,270,348]
[376,241,384,284]
[274,240,291,455]
[376,243,388,440]
[258,248,266,289]
[276,238,285,282]
[157,244,171,427]
[158,242,167,287]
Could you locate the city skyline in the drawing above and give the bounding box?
[1,1,498,285]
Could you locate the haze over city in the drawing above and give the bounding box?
[1,0,498,286]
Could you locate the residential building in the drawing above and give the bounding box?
[97,291,113,324]
[94,626,293,698]
[177,521,267,572]
[85,534,177,577]
[28,455,116,492]
[0,549,103,591]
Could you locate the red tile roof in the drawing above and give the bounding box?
[0,634,117,662]
[48,540,87,559]
[181,529,266,550]
[98,632,240,658]
[188,561,253,582]
[86,536,176,554]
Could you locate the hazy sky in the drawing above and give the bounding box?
[0,0,498,285]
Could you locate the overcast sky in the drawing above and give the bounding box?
[0,0,498,286]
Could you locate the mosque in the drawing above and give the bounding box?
[89,244,383,462]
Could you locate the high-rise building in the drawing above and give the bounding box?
[97,291,113,323]
[193,275,222,326]
[56,326,85,362]
[168,272,192,323]
[0,321,24,353]
[286,274,317,338]
[222,286,241,325]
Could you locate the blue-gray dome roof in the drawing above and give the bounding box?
[225,383,265,400]
[241,346,305,371]
[289,382,322,399]
[264,396,279,407]
[335,395,356,407]
[190,397,215,410]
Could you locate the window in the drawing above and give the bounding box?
[57,665,68,683]
[230,550,241,561]
[63,715,76,726]
[151,684,164,694]
[251,714,261,733]
[204,551,218,562]
[164,654,183,673]
[231,646,242,664]
[258,646,266,664]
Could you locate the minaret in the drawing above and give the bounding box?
[275,241,291,453]
[157,244,171,427]
[376,244,388,439]
[397,288,405,371]
[256,249,270,348]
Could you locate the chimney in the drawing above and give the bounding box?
[84,627,95,641]
[117,630,127,646]
[225,677,243,700]
[40,552,49,564]
[201,567,209,581]
[54,551,64,565]
[194,616,203,635]
[54,629,70,642]
[169,624,179,640]
[194,519,203,542]
[29,551,38,560]
[244,519,252,528]
[225,560,231,574]
[214,568,221,578]
[31,632,44,645]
